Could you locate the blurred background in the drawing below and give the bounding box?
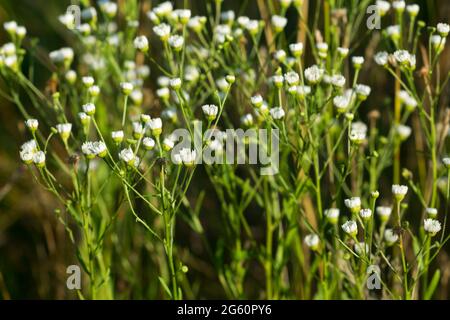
[0,0,449,299]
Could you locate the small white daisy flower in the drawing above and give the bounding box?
[202,104,219,121]
[134,35,149,52]
[392,184,408,201]
[33,151,46,168]
[304,234,320,250]
[304,65,324,84]
[345,197,361,213]
[384,229,399,244]
[270,107,285,120]
[376,206,392,222]
[424,219,442,236]
[342,220,358,236]
[325,208,340,224]
[25,119,39,132]
[82,103,96,116]
[271,15,287,32]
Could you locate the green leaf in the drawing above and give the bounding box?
[158,277,172,299]
[424,270,440,300]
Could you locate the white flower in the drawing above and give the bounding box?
[178,148,197,166]
[443,157,450,169]
[374,51,389,66]
[344,197,361,212]
[187,16,206,32]
[349,129,366,144]
[88,85,100,97]
[304,234,320,250]
[33,151,46,167]
[284,71,299,86]
[393,50,415,68]
[274,50,287,62]
[359,209,372,220]
[4,21,18,34]
[399,90,417,109]
[56,123,72,141]
[330,75,346,87]
[120,82,134,95]
[297,86,311,98]
[251,94,264,108]
[78,112,90,125]
[100,2,118,18]
[270,107,285,120]
[342,220,358,236]
[406,4,420,17]
[184,66,200,82]
[153,23,171,41]
[317,42,328,53]
[82,76,95,88]
[325,208,340,224]
[376,0,391,16]
[170,78,182,90]
[354,242,369,256]
[355,84,371,100]
[337,47,349,57]
[82,103,96,116]
[424,219,442,236]
[221,10,235,22]
[147,118,163,136]
[132,122,145,139]
[130,90,144,105]
[157,87,170,100]
[352,56,364,68]
[15,25,26,38]
[82,141,107,158]
[289,42,303,57]
[65,70,77,84]
[396,124,412,141]
[112,130,124,143]
[134,35,149,52]
[202,104,219,121]
[58,13,75,29]
[271,75,284,87]
[431,35,446,52]
[392,0,406,12]
[20,140,37,165]
[143,137,155,150]
[386,25,401,39]
[376,206,392,222]
[384,229,399,244]
[426,208,438,218]
[304,65,324,84]
[49,47,74,66]
[1,43,16,56]
[333,95,350,113]
[163,137,175,151]
[153,1,173,18]
[119,148,135,164]
[25,119,39,131]
[20,140,37,153]
[237,16,250,27]
[245,20,260,35]
[175,9,191,23]
[271,15,287,32]
[168,35,184,51]
[241,114,254,127]
[437,23,450,37]
[392,184,408,201]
